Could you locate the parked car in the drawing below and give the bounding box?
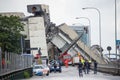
[49,60,62,73]
[42,64,50,75]
[33,64,50,76]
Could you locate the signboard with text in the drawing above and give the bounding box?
[116,40,120,46]
[116,40,120,49]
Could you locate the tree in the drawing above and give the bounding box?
[0,15,25,53]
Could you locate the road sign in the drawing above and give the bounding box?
[116,40,120,46]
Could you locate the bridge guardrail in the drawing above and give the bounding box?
[91,63,120,75]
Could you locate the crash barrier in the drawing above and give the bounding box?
[91,63,120,75]
[0,52,33,79]
[0,67,33,80]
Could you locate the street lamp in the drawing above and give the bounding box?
[115,0,117,59]
[76,17,91,46]
[82,7,102,55]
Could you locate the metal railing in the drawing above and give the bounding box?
[0,51,33,76]
[89,61,120,75]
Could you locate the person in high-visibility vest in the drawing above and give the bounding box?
[88,60,92,72]
[81,58,85,65]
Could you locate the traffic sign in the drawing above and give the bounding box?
[116,40,120,46]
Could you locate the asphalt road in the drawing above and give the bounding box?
[22,66,120,80]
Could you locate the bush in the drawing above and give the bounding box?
[24,71,30,78]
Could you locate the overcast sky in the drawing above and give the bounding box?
[0,0,120,55]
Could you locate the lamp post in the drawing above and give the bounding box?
[115,0,117,59]
[82,7,102,55]
[76,17,91,46]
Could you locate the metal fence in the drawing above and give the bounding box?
[0,50,33,76]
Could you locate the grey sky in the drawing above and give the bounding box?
[0,0,120,55]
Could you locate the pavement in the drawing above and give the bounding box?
[21,66,120,80]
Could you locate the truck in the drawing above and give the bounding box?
[72,56,80,65]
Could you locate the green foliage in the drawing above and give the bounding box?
[23,71,30,78]
[0,15,25,53]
